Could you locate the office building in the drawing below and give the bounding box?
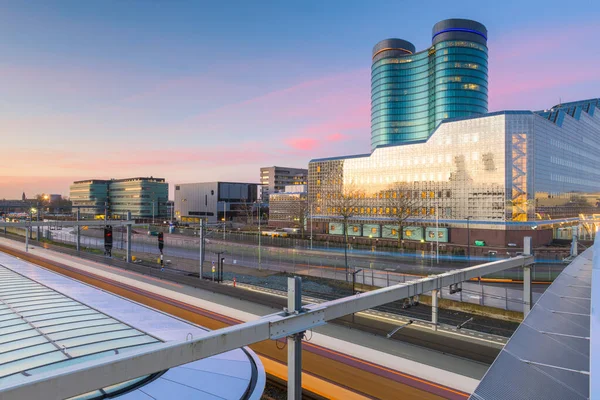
[268,185,308,228]
[175,182,258,224]
[372,19,488,150]
[109,177,168,219]
[69,180,110,216]
[308,20,600,248]
[70,177,168,219]
[260,166,308,201]
[310,99,600,248]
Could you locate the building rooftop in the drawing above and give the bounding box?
[0,252,264,399]
[470,245,594,400]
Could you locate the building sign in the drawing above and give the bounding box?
[475,240,486,246]
[402,226,424,241]
[329,222,344,235]
[362,224,381,238]
[425,227,449,243]
[382,225,400,239]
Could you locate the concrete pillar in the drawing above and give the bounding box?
[431,289,438,331]
[287,277,303,400]
[126,212,132,263]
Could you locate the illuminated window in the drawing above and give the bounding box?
[379,193,383,199]
[316,166,321,173]
[385,207,390,214]
[317,179,321,185]
[371,227,377,234]
[391,229,397,236]
[429,191,435,198]
[378,208,383,214]
[316,207,321,213]
[385,192,390,199]
[316,193,321,199]
[392,207,397,214]
[421,192,426,199]
[421,208,426,215]
[392,192,397,199]
[360,207,364,213]
[366,208,371,214]
[430,208,435,215]
[353,226,359,233]
[406,229,412,237]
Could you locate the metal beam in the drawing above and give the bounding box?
[0,220,135,227]
[431,289,438,331]
[0,254,534,400]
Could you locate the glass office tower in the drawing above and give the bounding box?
[371,19,488,150]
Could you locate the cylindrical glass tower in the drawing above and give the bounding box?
[371,19,488,150]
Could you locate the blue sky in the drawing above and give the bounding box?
[0,0,598,198]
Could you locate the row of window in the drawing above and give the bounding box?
[315,190,449,199]
[371,58,488,81]
[371,44,487,70]
[372,86,488,104]
[320,206,439,216]
[372,102,487,120]
[372,52,487,74]
[372,68,488,87]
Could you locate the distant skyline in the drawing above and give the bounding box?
[1,0,599,199]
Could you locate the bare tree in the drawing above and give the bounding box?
[292,198,308,239]
[328,187,364,281]
[386,183,423,249]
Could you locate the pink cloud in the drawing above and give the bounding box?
[326,132,347,142]
[285,137,319,151]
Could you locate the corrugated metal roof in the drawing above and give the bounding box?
[470,247,593,400]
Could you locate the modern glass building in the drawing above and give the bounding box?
[70,177,168,219]
[69,180,109,216]
[372,19,488,150]
[309,98,600,247]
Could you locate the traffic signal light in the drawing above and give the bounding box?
[158,232,164,253]
[104,225,113,256]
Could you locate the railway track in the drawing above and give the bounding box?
[0,244,470,400]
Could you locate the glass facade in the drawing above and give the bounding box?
[70,177,168,219]
[371,19,488,150]
[310,100,600,235]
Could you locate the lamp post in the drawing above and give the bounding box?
[466,216,472,267]
[436,203,439,264]
[309,202,313,250]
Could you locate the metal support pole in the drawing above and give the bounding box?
[258,203,262,271]
[431,289,438,331]
[287,277,303,400]
[76,209,81,253]
[310,203,312,250]
[36,202,40,241]
[436,204,439,264]
[199,219,205,278]
[223,202,226,240]
[126,212,132,263]
[467,216,471,267]
[25,224,29,252]
[523,236,532,316]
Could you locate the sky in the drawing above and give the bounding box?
[0,0,599,199]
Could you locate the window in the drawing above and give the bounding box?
[317,179,321,185]
[429,191,435,198]
[371,227,377,234]
[392,207,397,214]
[316,166,321,173]
[421,192,426,199]
[392,192,397,199]
[353,226,359,233]
[385,207,390,214]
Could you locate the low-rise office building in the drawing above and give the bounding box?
[260,166,307,201]
[70,177,168,219]
[268,185,308,228]
[175,182,258,224]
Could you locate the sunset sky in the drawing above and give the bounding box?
[1,0,599,199]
